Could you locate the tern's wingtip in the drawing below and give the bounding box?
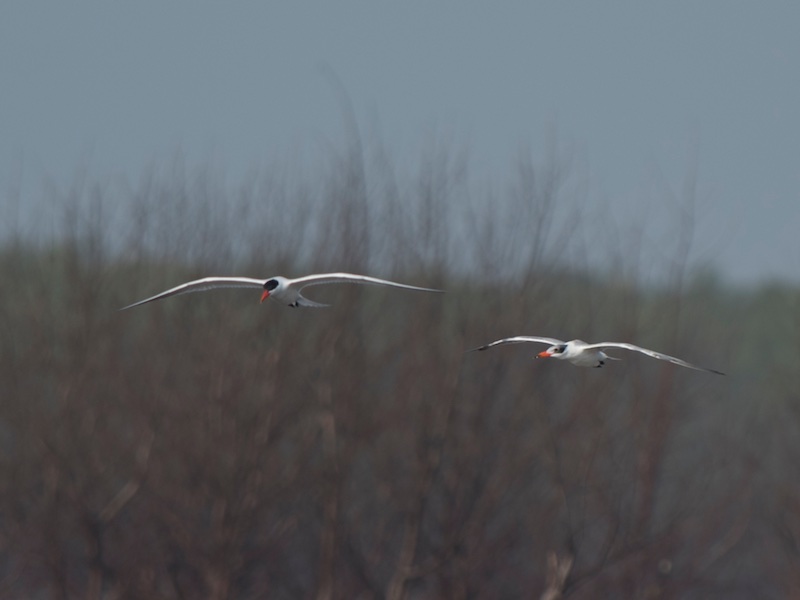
[699,366,725,375]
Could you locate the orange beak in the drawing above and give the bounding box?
[537,351,552,359]
[260,290,270,303]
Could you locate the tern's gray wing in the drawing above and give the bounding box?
[467,336,565,353]
[290,272,443,294]
[582,342,725,375]
[120,277,265,310]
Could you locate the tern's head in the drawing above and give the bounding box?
[260,278,282,303]
[537,344,568,359]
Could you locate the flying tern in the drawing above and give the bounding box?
[121,272,443,310]
[468,336,724,374]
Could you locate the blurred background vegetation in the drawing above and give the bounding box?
[1,140,797,599]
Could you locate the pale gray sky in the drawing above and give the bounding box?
[2,2,798,284]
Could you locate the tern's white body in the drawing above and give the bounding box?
[469,336,724,375]
[121,272,442,310]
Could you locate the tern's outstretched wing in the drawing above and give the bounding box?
[120,277,265,310]
[583,342,725,375]
[291,273,443,294]
[466,336,565,353]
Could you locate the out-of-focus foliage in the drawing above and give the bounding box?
[0,149,792,599]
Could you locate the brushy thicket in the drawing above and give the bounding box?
[1,146,798,599]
